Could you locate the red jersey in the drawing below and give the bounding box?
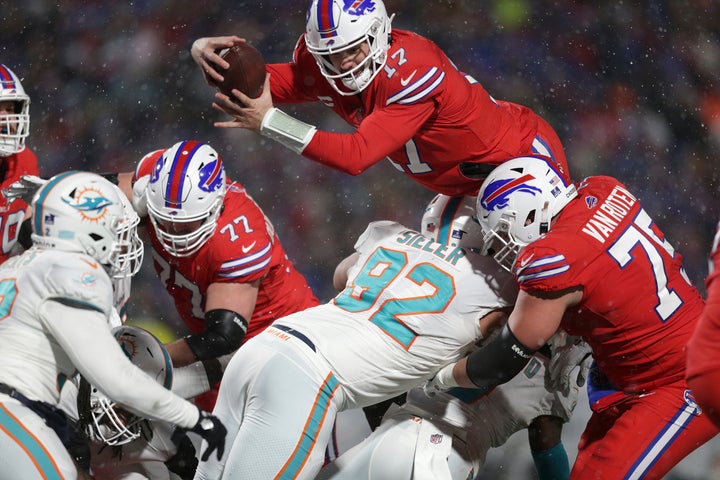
[147,182,319,339]
[0,148,39,263]
[136,153,319,340]
[267,30,569,196]
[514,176,703,393]
[687,220,720,391]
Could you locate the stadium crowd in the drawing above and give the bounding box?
[1,1,719,477]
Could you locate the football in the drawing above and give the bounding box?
[213,43,266,99]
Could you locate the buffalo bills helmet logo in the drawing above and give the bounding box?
[480,174,541,211]
[344,0,377,15]
[150,154,165,185]
[198,158,224,193]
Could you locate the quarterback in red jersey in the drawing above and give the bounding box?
[190,0,569,196]
[687,220,720,427]
[0,64,39,262]
[132,141,319,409]
[424,157,718,479]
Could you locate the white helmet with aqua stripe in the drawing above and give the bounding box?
[421,194,484,253]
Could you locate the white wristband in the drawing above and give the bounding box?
[260,107,317,154]
[435,362,459,389]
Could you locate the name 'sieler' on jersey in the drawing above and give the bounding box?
[395,230,466,266]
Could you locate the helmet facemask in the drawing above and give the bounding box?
[306,0,393,96]
[78,325,173,447]
[481,214,527,272]
[109,211,144,278]
[145,141,227,257]
[31,172,144,277]
[0,65,30,156]
[477,156,577,272]
[148,196,223,257]
[85,385,149,446]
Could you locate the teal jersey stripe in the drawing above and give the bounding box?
[0,404,65,479]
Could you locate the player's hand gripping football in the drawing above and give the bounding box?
[546,336,593,396]
[190,409,227,461]
[2,174,47,204]
[191,35,245,86]
[213,74,274,132]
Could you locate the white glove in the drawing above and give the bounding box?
[2,175,47,204]
[132,175,150,217]
[546,336,593,396]
[423,362,459,397]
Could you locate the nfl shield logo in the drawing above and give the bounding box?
[430,433,443,444]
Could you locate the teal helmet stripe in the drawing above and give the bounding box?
[438,196,463,245]
[32,170,80,235]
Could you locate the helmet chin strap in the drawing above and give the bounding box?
[539,200,551,235]
[341,65,373,91]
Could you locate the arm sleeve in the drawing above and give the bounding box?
[302,101,436,174]
[40,300,200,429]
[465,323,536,389]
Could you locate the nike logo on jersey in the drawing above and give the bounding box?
[519,254,535,268]
[400,70,417,87]
[241,242,256,254]
[80,258,99,269]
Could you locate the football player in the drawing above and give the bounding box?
[427,156,719,479]
[0,172,226,479]
[317,195,585,480]
[127,140,320,411]
[59,324,200,480]
[687,219,720,427]
[190,0,570,197]
[0,64,39,262]
[193,218,518,479]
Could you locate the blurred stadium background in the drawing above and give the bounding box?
[3,1,719,477]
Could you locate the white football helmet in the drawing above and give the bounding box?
[421,194,483,253]
[31,171,144,278]
[476,156,578,272]
[0,64,30,157]
[84,325,173,446]
[145,140,227,257]
[305,0,393,95]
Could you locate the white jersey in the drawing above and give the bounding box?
[0,247,199,479]
[195,221,517,480]
[0,248,114,404]
[0,246,198,425]
[277,220,517,408]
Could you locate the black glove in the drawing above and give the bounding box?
[190,409,227,462]
[165,431,199,480]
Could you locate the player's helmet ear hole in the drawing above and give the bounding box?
[524,211,536,227]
